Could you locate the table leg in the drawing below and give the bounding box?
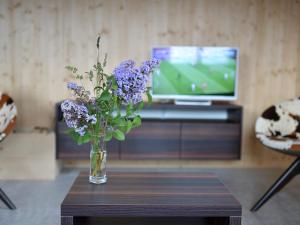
[0,188,16,210]
[61,216,73,225]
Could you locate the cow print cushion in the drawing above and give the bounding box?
[0,93,17,142]
[256,97,300,151]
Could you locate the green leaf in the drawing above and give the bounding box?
[146,90,152,104]
[91,152,98,171]
[113,129,125,141]
[116,118,128,133]
[100,90,111,101]
[137,101,144,111]
[112,83,118,90]
[132,116,141,128]
[65,129,91,145]
[126,121,133,133]
[77,133,91,145]
[104,132,113,142]
[108,77,118,91]
[126,103,133,116]
[111,115,121,126]
[65,66,78,73]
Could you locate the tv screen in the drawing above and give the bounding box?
[151,46,239,101]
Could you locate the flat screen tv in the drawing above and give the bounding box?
[151,46,239,102]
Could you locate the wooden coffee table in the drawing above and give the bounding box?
[61,172,241,225]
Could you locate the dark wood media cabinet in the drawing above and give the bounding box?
[55,103,242,160]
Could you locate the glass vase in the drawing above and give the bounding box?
[89,136,107,184]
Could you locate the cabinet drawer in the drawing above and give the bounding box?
[181,122,241,159]
[121,121,180,159]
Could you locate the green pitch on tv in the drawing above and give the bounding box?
[151,46,239,104]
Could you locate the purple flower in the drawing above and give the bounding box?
[140,64,151,74]
[140,59,160,74]
[75,125,87,136]
[86,114,97,124]
[113,59,159,104]
[66,82,92,102]
[67,82,79,90]
[61,100,96,136]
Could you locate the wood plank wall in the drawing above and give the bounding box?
[1,0,300,167]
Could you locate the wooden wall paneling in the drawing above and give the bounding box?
[1,0,300,167]
[297,6,300,97]
[0,1,11,94]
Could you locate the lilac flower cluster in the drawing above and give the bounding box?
[67,82,78,90]
[67,82,84,94]
[61,99,97,136]
[113,59,159,104]
[67,82,91,102]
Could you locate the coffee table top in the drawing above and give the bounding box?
[61,171,241,217]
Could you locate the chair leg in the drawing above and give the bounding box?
[0,188,16,210]
[251,157,300,212]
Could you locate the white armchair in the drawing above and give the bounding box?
[251,97,300,211]
[0,93,17,210]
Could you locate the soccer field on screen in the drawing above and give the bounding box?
[152,59,236,96]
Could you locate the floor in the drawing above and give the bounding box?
[0,168,299,225]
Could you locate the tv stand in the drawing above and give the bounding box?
[56,103,242,160]
[174,99,212,106]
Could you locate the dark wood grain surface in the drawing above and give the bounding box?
[61,171,241,218]
[181,122,241,159]
[121,121,180,159]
